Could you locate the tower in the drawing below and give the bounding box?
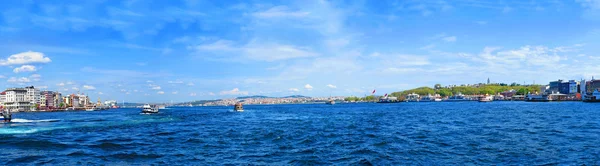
[487,78,490,84]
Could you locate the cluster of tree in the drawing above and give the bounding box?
[390,84,542,97]
[344,95,377,101]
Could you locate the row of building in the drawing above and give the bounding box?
[0,86,96,112]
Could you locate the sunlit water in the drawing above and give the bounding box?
[2,102,600,165]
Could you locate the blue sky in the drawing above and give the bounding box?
[0,0,599,102]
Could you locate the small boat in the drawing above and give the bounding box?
[86,108,95,111]
[446,92,469,102]
[479,94,493,102]
[326,99,335,105]
[234,103,244,112]
[141,104,159,114]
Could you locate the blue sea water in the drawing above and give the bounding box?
[2,102,600,165]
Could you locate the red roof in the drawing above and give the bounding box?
[0,91,5,95]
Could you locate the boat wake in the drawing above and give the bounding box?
[9,119,61,123]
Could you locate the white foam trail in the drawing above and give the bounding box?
[10,119,61,123]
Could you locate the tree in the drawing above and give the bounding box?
[438,89,453,97]
[59,103,65,108]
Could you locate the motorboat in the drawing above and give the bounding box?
[141,104,159,114]
[234,103,244,112]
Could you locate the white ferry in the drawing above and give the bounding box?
[446,92,468,102]
[141,104,159,114]
[406,93,420,102]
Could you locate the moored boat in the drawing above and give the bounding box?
[446,92,468,102]
[406,93,420,102]
[479,94,493,102]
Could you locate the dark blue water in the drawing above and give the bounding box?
[2,102,600,165]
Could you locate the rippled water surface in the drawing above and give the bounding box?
[2,102,600,165]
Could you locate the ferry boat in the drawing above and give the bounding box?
[479,94,493,102]
[377,96,400,103]
[446,92,468,102]
[405,93,420,102]
[326,99,335,105]
[234,103,244,112]
[583,89,600,102]
[421,94,442,102]
[141,104,159,114]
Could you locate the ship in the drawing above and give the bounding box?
[326,99,335,105]
[377,96,400,103]
[583,89,600,102]
[405,93,420,102]
[446,92,468,102]
[421,94,442,102]
[479,94,493,102]
[234,103,244,112]
[141,104,159,114]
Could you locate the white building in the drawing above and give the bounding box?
[25,86,41,105]
[3,88,32,111]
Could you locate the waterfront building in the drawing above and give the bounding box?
[500,89,517,99]
[25,86,41,105]
[3,88,32,111]
[0,91,5,107]
[559,81,570,94]
[568,80,578,94]
[41,91,56,109]
[54,92,62,108]
[548,80,563,94]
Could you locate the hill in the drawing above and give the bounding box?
[390,84,542,98]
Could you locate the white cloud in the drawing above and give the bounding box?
[72,87,79,91]
[243,41,319,61]
[146,80,153,83]
[304,84,313,90]
[0,51,52,66]
[219,88,248,95]
[209,92,215,96]
[98,92,104,95]
[0,75,5,78]
[172,91,178,94]
[157,91,165,94]
[37,85,48,89]
[7,77,31,83]
[120,89,127,92]
[83,85,95,90]
[189,93,197,96]
[442,36,457,42]
[29,74,41,81]
[289,88,299,92]
[193,40,236,51]
[66,81,74,85]
[419,44,436,50]
[168,80,184,84]
[253,6,310,18]
[151,86,161,90]
[187,82,195,86]
[192,40,318,61]
[57,82,65,86]
[327,84,337,89]
[13,65,37,73]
